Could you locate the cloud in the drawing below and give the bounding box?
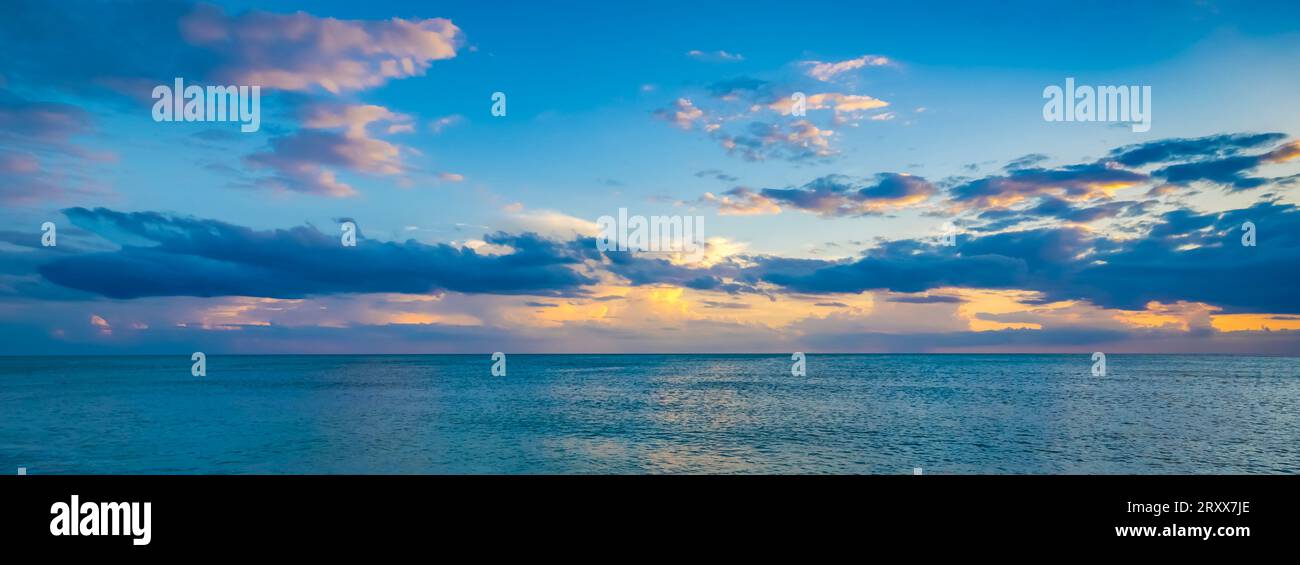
[1066,200,1300,313]
[653,97,706,130]
[1004,153,1049,171]
[499,204,601,240]
[1152,155,1272,190]
[179,3,463,94]
[977,196,1150,226]
[766,92,889,124]
[801,54,892,81]
[686,49,744,62]
[697,187,782,216]
[1108,133,1287,167]
[700,300,751,309]
[948,162,1148,210]
[1,3,467,201]
[887,294,966,304]
[13,196,1300,354]
[579,188,1299,321]
[1266,140,1300,163]
[754,173,935,216]
[429,114,464,133]
[654,64,894,161]
[0,152,39,174]
[89,314,111,335]
[716,119,837,161]
[245,103,411,196]
[0,97,91,143]
[39,208,596,299]
[739,200,1300,315]
[1106,133,1299,191]
[0,156,80,205]
[944,135,1300,218]
[1152,140,1300,191]
[301,103,412,136]
[758,235,1045,294]
[0,93,108,204]
[694,169,739,183]
[1,2,462,98]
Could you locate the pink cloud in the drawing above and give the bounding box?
[180,4,464,93]
[246,103,414,197]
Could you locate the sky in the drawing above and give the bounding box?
[2,0,1300,354]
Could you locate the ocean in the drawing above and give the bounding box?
[1,354,1296,474]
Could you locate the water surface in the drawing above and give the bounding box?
[1,354,1296,474]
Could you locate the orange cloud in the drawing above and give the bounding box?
[1211,314,1300,332]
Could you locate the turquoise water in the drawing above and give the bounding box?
[0,354,1297,474]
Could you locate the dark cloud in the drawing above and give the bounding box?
[1004,153,1049,171]
[745,201,1300,314]
[38,208,596,299]
[758,173,934,216]
[604,257,758,295]
[1104,133,1299,191]
[590,192,1300,318]
[694,169,739,182]
[1153,155,1269,190]
[758,228,1085,295]
[1066,200,1300,313]
[944,133,1298,225]
[1020,197,1145,223]
[760,246,1027,294]
[949,162,1148,208]
[1109,133,1286,167]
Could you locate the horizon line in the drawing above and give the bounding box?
[1,352,1295,357]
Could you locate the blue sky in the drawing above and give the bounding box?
[2,0,1300,353]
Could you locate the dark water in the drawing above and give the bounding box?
[0,354,1296,474]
